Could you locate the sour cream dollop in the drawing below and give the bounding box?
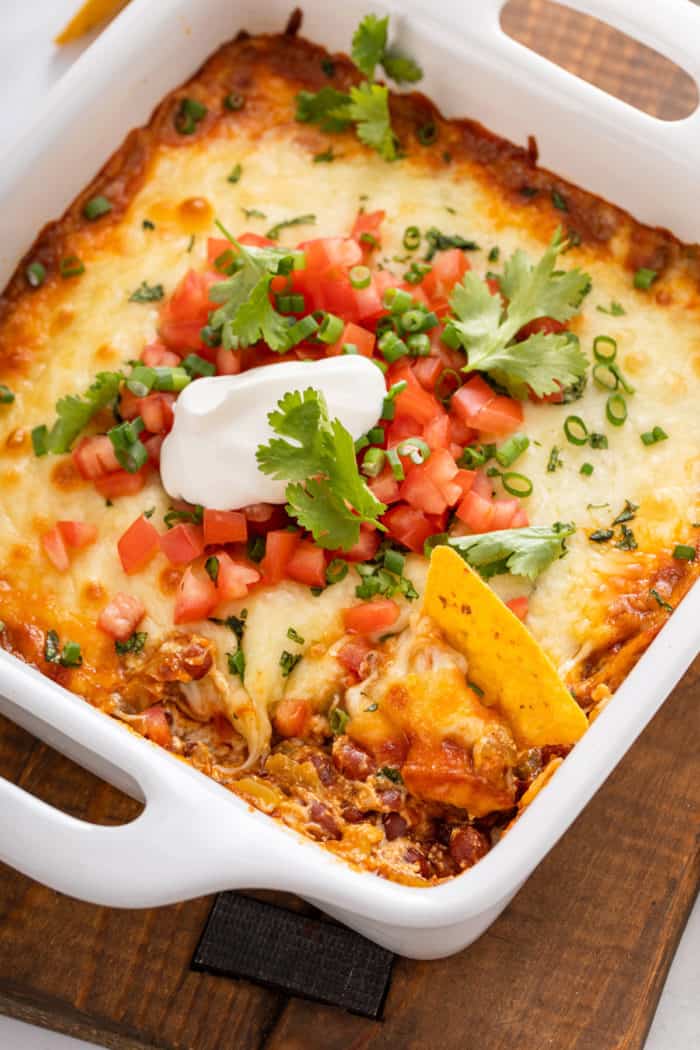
[160,355,387,509]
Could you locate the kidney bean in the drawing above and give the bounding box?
[342,805,368,824]
[382,812,408,841]
[403,846,432,880]
[309,751,335,786]
[376,788,403,810]
[449,826,490,869]
[332,737,376,781]
[308,801,342,841]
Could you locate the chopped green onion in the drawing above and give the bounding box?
[417,121,438,145]
[115,631,148,655]
[342,343,358,355]
[108,418,147,473]
[399,309,427,334]
[606,393,627,426]
[247,535,265,563]
[403,226,421,251]
[361,447,386,477]
[0,385,15,405]
[547,446,563,472]
[60,640,83,667]
[129,281,164,303]
[313,147,336,163]
[326,558,349,585]
[672,544,696,562]
[641,425,668,446]
[349,265,371,289]
[329,707,350,734]
[563,415,589,446]
[224,92,245,111]
[287,627,305,645]
[386,447,405,481]
[59,256,85,278]
[275,293,305,314]
[580,462,594,476]
[31,425,48,456]
[488,246,500,263]
[495,433,529,467]
[459,443,494,469]
[175,97,207,134]
[287,314,320,345]
[83,195,112,221]
[316,312,344,344]
[266,213,316,241]
[381,380,407,420]
[551,189,568,212]
[384,549,405,575]
[593,335,617,364]
[26,261,46,288]
[368,426,385,444]
[227,163,242,184]
[378,330,408,363]
[501,471,533,497]
[385,288,414,314]
[593,363,618,391]
[589,529,614,543]
[205,556,220,583]
[597,301,625,316]
[359,232,378,249]
[588,432,608,450]
[182,353,216,378]
[649,588,673,612]
[634,267,657,290]
[397,437,431,465]
[227,648,245,678]
[279,650,302,677]
[406,333,431,356]
[440,323,461,350]
[142,219,155,230]
[404,261,431,285]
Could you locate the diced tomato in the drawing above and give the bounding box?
[72,435,120,480]
[57,520,98,550]
[453,468,475,494]
[455,490,494,532]
[471,470,493,498]
[118,386,144,421]
[173,564,218,624]
[327,321,375,358]
[506,596,529,621]
[141,342,180,367]
[449,413,477,447]
[259,529,300,584]
[451,375,497,427]
[216,347,241,374]
[286,540,326,588]
[351,209,385,251]
[238,232,276,248]
[394,375,443,425]
[214,551,260,601]
[41,526,69,572]
[511,508,530,528]
[386,413,422,448]
[337,527,381,563]
[336,637,374,675]
[143,434,164,466]
[368,464,401,505]
[517,316,566,339]
[160,523,205,566]
[475,395,524,437]
[344,599,400,634]
[383,503,435,553]
[423,413,450,451]
[412,357,443,391]
[490,498,521,531]
[158,269,215,352]
[273,699,310,738]
[422,248,470,299]
[400,468,447,515]
[243,503,275,523]
[203,509,247,546]
[118,515,160,574]
[139,393,175,435]
[95,467,149,499]
[207,236,234,265]
[300,237,363,273]
[141,705,172,748]
[97,592,146,640]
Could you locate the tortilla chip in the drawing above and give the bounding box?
[423,546,587,747]
[55,0,130,44]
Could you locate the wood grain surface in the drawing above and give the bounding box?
[0,3,698,1049]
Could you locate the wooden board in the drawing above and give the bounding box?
[0,3,698,1048]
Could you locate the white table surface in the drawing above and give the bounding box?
[0,3,698,1048]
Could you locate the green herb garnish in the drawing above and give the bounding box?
[129,281,164,303]
[279,650,302,677]
[115,632,148,655]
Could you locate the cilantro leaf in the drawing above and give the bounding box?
[448,229,591,398]
[257,388,386,549]
[381,49,423,84]
[443,522,575,581]
[295,87,352,132]
[208,227,299,352]
[37,371,122,455]
[352,14,388,80]
[337,82,396,161]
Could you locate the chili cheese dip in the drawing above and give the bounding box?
[0,15,698,885]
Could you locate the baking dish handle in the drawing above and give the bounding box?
[0,654,288,908]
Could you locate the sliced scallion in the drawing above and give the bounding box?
[672,544,696,562]
[606,393,627,426]
[501,471,533,497]
[25,261,46,288]
[82,195,112,221]
[563,415,589,446]
[349,265,371,290]
[641,425,668,446]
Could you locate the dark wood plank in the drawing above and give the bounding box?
[263,662,700,1050]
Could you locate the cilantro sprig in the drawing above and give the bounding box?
[32,371,122,455]
[256,387,386,549]
[295,14,422,161]
[429,522,575,581]
[445,229,591,398]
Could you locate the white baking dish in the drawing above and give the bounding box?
[0,0,699,961]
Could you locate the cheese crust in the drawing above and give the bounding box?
[0,28,697,883]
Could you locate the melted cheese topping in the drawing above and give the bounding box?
[0,124,698,762]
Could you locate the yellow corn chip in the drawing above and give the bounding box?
[55,0,130,44]
[424,546,587,747]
